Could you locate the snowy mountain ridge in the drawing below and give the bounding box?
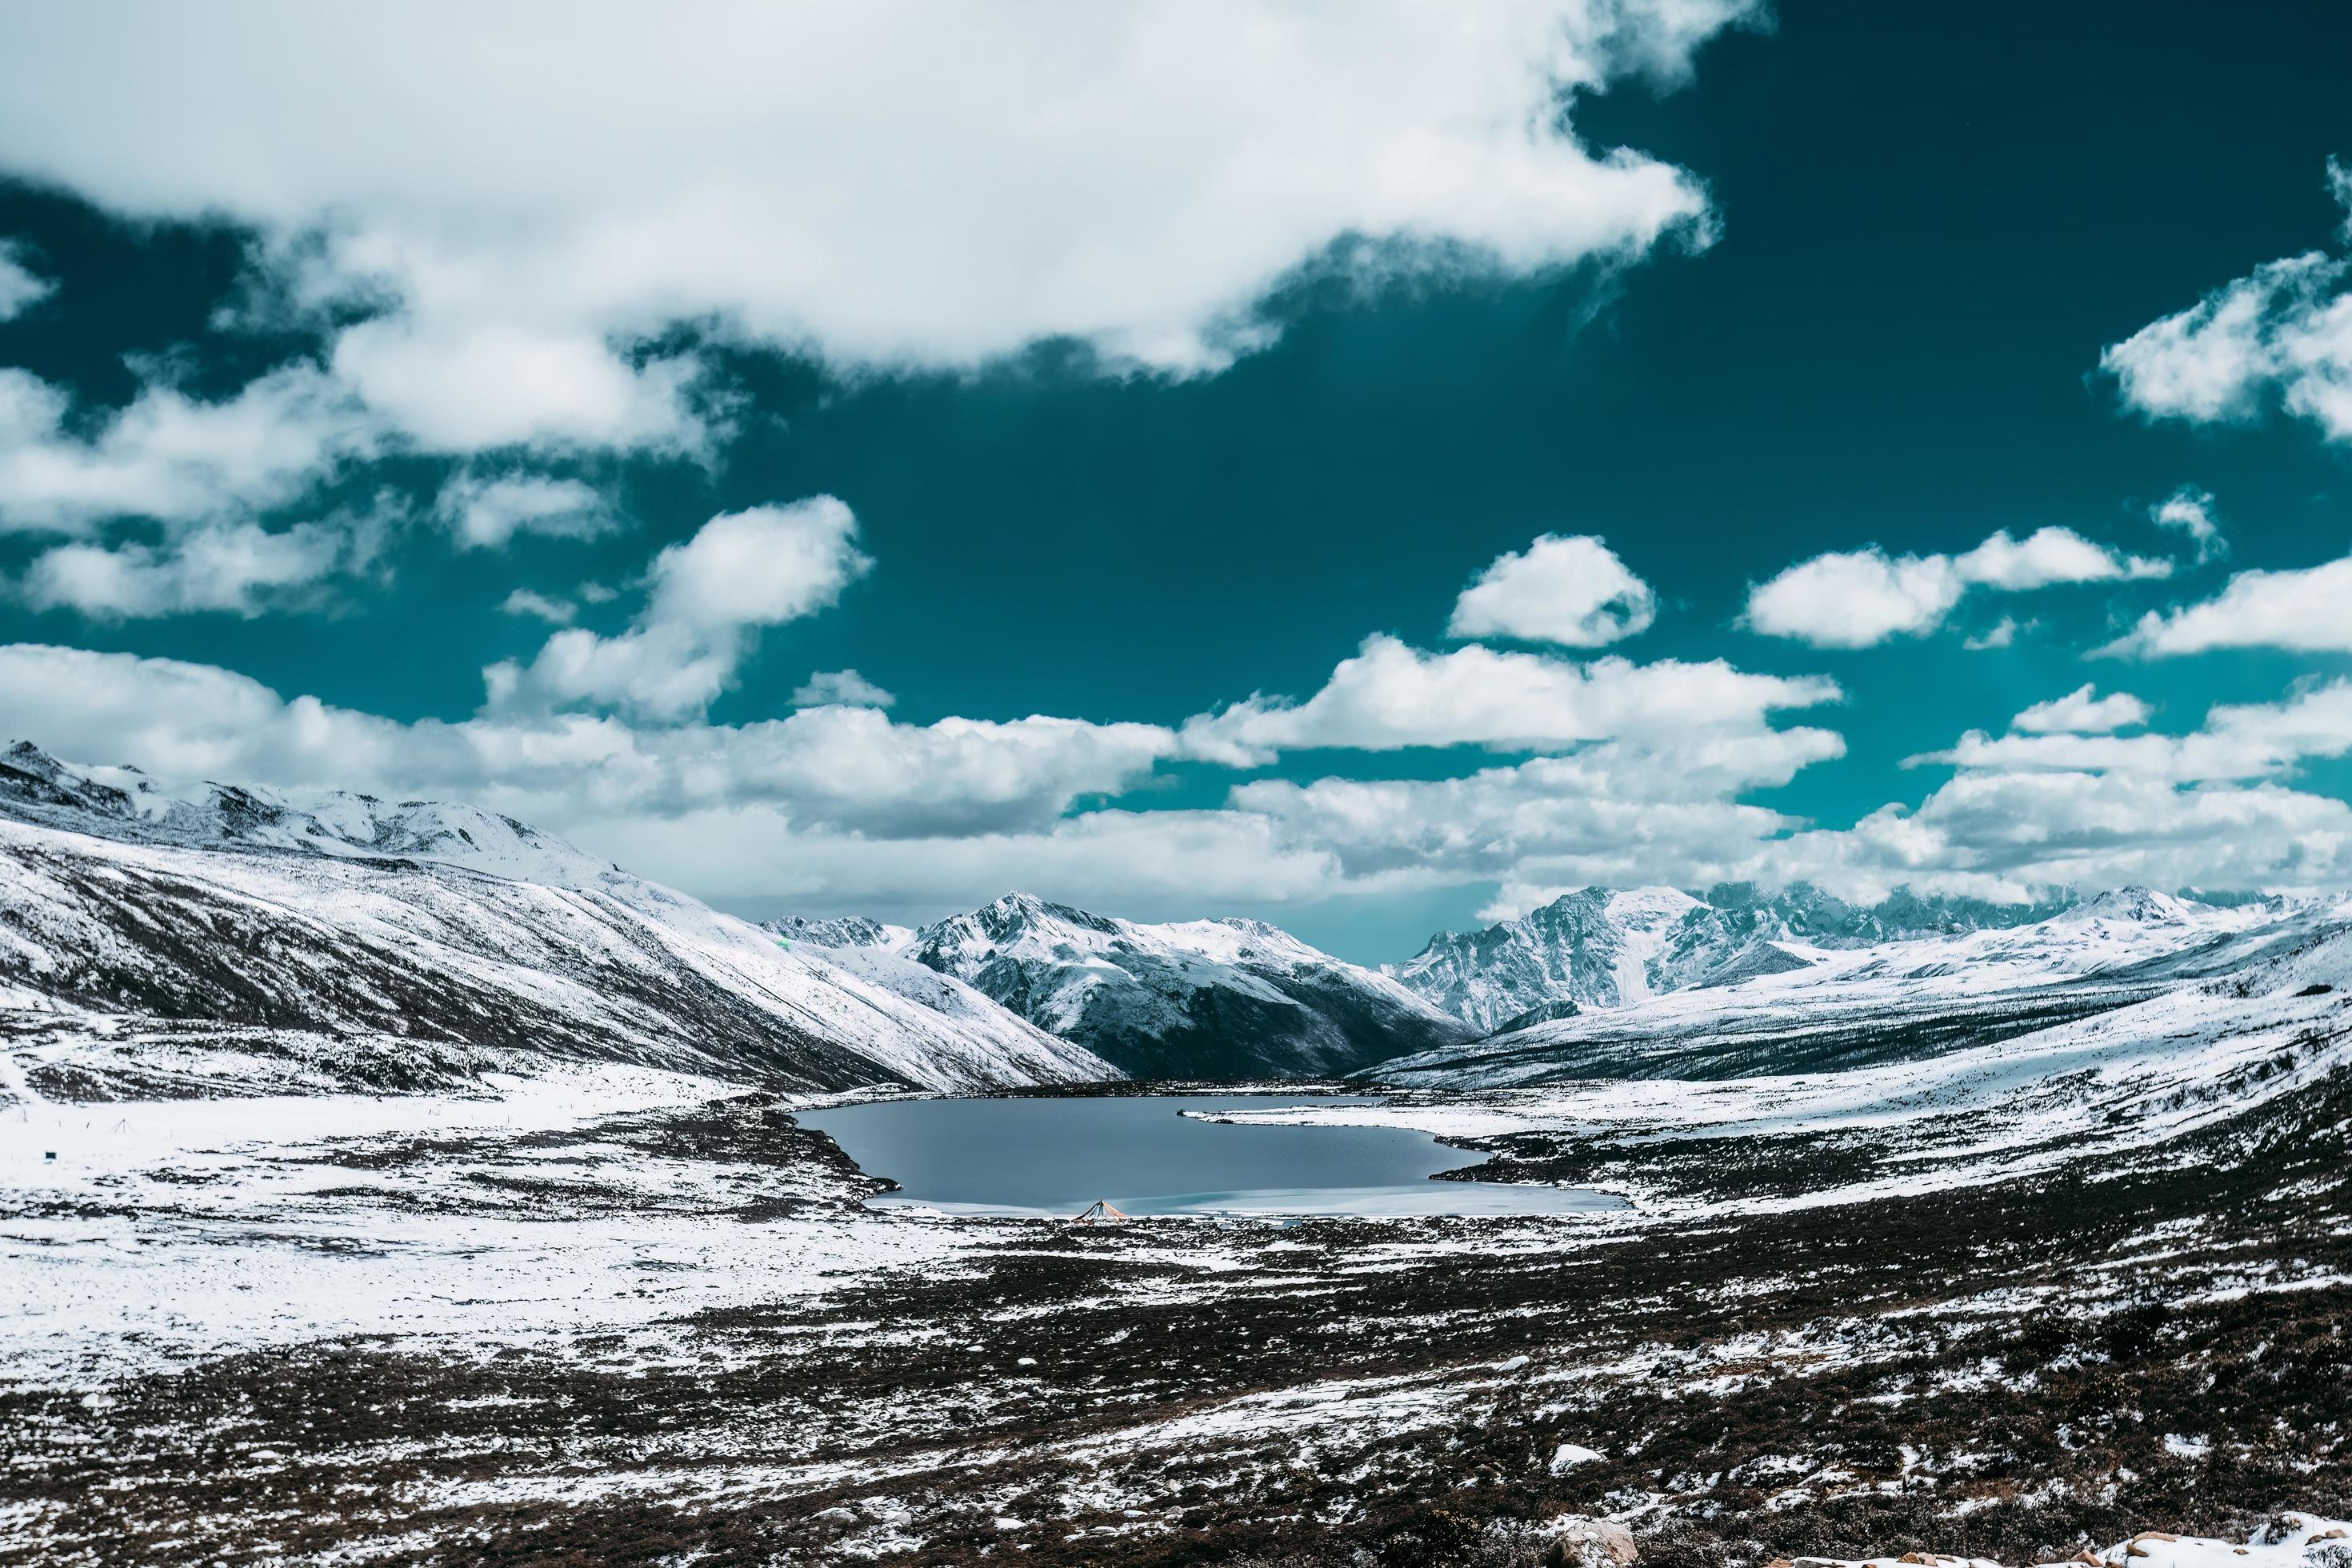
[789,890,1479,1079]
[0,742,1114,1102]
[1366,886,2341,1088]
[1383,879,2226,1031]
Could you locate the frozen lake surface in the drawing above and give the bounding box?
[796,1094,1625,1217]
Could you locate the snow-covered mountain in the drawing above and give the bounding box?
[874,892,1475,1078]
[1389,882,2078,1031]
[0,743,1114,1101]
[763,914,914,953]
[1368,885,2329,1087]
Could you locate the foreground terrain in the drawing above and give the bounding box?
[4,974,2346,1562]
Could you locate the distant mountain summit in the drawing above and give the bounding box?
[762,914,914,952]
[1388,882,2079,1032]
[810,891,1478,1079]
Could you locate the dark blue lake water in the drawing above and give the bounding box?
[796,1094,1623,1218]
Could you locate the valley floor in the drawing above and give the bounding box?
[2,1035,2349,1567]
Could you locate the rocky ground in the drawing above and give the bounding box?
[2,1048,2346,1566]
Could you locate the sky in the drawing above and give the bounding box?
[0,0,2349,962]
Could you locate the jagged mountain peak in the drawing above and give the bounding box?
[905,892,1471,1079]
[1392,880,2098,1033]
[762,914,912,952]
[2063,886,2200,925]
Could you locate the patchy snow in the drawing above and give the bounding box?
[1,1067,969,1388]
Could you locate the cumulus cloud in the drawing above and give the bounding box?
[0,2,1748,409]
[1760,680,2352,901]
[498,588,575,625]
[1910,682,2352,783]
[2102,162,2352,445]
[0,642,1178,846]
[330,321,710,457]
[2150,485,2225,562]
[1963,617,2021,650]
[2101,551,2352,656]
[1767,770,2352,906]
[1743,549,1966,648]
[485,498,874,718]
[2010,684,2150,735]
[8,636,2352,918]
[1178,634,1840,766]
[791,669,895,709]
[1233,727,1844,901]
[438,472,612,550]
[1446,533,1657,647]
[0,364,377,534]
[1742,528,2168,648]
[0,239,54,320]
[20,522,359,619]
[1951,526,2170,590]
[586,805,1343,918]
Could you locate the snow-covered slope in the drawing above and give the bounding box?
[1367,887,2326,1087]
[762,914,914,954]
[1392,882,2083,1031]
[902,892,1475,1078]
[0,743,1114,1101]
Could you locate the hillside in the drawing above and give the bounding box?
[0,743,1114,1100]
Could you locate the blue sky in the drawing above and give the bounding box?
[0,1,2349,962]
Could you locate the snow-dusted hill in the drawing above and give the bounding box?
[0,743,1114,1101]
[1366,886,2328,1087]
[870,892,1476,1078]
[1391,882,2086,1031]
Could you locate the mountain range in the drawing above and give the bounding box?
[1382,882,2078,1030]
[3,738,2338,1102]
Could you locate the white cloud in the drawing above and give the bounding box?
[1951,526,2170,591]
[485,498,874,718]
[0,642,1177,846]
[1178,634,1840,766]
[2010,684,2150,735]
[2102,163,2352,445]
[1232,727,1844,898]
[20,522,358,620]
[0,1,1749,401]
[2102,551,2352,656]
[1446,533,1657,647]
[1742,528,2168,649]
[1813,680,2352,899]
[2150,485,2225,562]
[498,589,575,625]
[0,364,376,534]
[438,472,612,550]
[331,320,708,456]
[9,637,2352,919]
[586,805,1342,918]
[1963,617,2020,650]
[1907,682,2352,784]
[641,499,870,633]
[0,239,54,320]
[1742,548,1965,648]
[1766,770,2352,906]
[791,669,895,709]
